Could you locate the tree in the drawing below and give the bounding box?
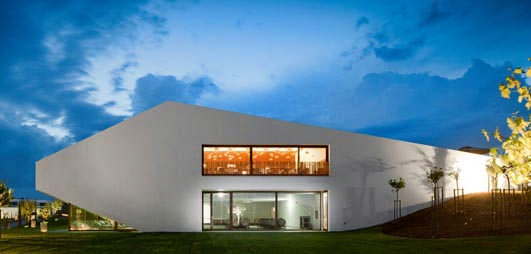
[19,200,36,226]
[482,58,531,187]
[49,199,63,215]
[0,182,13,207]
[388,177,406,201]
[40,206,51,221]
[0,182,13,237]
[426,167,445,188]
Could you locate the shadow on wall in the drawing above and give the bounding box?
[338,147,459,229]
[341,155,395,226]
[401,147,454,195]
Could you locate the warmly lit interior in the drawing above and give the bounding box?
[202,191,328,231]
[203,145,329,175]
[203,147,251,175]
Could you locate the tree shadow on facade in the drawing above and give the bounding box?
[341,155,396,227]
[400,147,454,195]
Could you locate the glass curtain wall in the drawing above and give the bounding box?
[202,193,211,230]
[232,192,276,230]
[69,205,115,231]
[203,191,327,231]
[212,192,230,230]
[277,192,321,230]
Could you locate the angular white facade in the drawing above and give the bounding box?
[36,102,489,232]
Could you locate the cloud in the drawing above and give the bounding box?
[132,74,220,114]
[419,2,450,27]
[214,59,516,149]
[356,16,369,29]
[0,117,66,199]
[0,0,166,198]
[373,39,424,62]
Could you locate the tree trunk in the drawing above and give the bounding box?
[505,174,511,189]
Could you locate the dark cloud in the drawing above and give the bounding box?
[0,0,167,198]
[373,39,424,61]
[0,121,65,199]
[132,74,220,114]
[217,59,517,149]
[356,16,369,29]
[419,2,450,27]
[111,60,139,91]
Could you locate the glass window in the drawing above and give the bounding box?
[202,145,329,176]
[232,192,276,230]
[252,147,298,175]
[322,191,328,231]
[299,147,328,175]
[69,205,115,231]
[203,193,211,230]
[211,192,230,230]
[203,191,327,231]
[203,147,251,175]
[277,192,321,230]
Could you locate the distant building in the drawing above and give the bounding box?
[0,198,49,220]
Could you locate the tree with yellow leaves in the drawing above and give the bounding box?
[482,58,531,189]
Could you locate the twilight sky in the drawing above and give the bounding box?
[1,0,530,198]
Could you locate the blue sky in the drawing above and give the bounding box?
[1,0,530,198]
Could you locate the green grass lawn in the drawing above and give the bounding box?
[1,219,530,254]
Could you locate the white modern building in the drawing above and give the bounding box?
[36,102,490,232]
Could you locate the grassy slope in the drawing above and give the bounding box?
[1,220,530,254]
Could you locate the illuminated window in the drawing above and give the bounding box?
[252,147,298,175]
[203,147,251,175]
[202,191,328,231]
[203,145,329,175]
[299,147,328,175]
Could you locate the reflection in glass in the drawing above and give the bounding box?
[252,147,298,175]
[203,147,251,175]
[70,205,115,231]
[212,192,230,230]
[277,192,321,230]
[203,193,211,230]
[322,191,328,231]
[232,192,276,230]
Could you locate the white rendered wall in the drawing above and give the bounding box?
[36,102,489,232]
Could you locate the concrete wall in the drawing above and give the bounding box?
[36,102,489,232]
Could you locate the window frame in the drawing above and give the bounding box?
[201,190,328,231]
[202,144,330,176]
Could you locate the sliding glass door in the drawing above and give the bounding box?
[202,191,328,231]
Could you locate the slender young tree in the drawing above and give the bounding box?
[388,177,406,201]
[427,167,445,207]
[427,167,445,189]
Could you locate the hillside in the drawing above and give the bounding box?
[383,192,531,238]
